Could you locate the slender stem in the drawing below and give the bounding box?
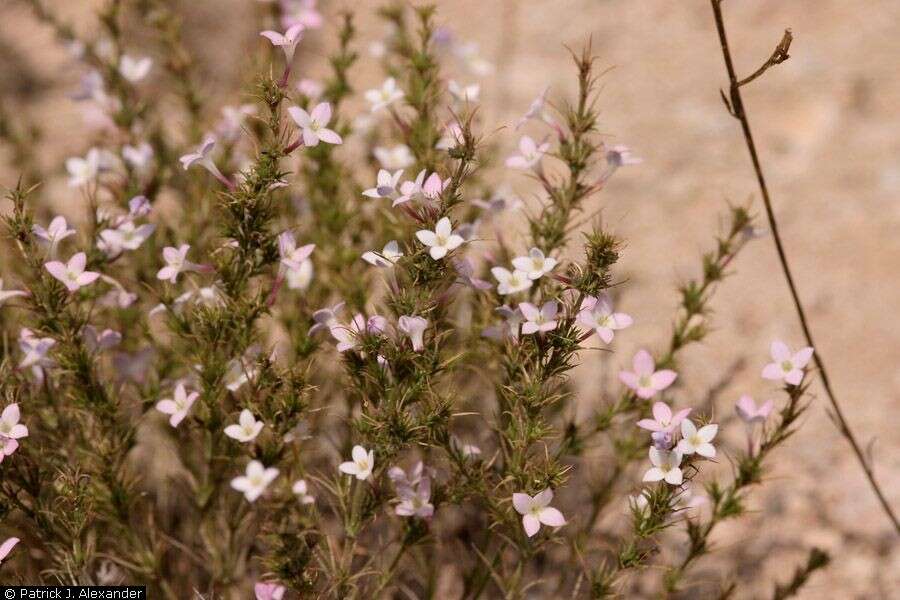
[709,0,899,533]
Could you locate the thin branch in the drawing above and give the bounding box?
[709,0,900,533]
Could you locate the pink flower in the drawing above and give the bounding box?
[277,232,315,271]
[180,137,231,186]
[0,403,28,463]
[398,315,428,351]
[516,86,553,129]
[576,293,633,344]
[288,102,342,146]
[155,383,198,428]
[643,447,683,485]
[260,24,305,63]
[518,301,559,335]
[761,340,814,386]
[735,394,774,424]
[156,244,207,283]
[362,240,403,267]
[33,215,76,257]
[512,489,566,537]
[363,169,403,200]
[636,401,691,433]
[309,302,344,336]
[619,350,678,399]
[505,136,549,171]
[45,252,100,292]
[0,537,20,566]
[254,582,286,600]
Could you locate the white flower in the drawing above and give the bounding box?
[365,77,404,113]
[519,301,559,335]
[118,55,152,82]
[362,240,403,267]
[292,479,315,504]
[394,467,434,519]
[415,217,464,260]
[155,383,198,428]
[516,86,553,129]
[398,315,428,351]
[285,258,313,290]
[511,248,557,280]
[512,489,566,537]
[576,293,633,344]
[339,445,374,480]
[374,145,414,170]
[363,169,403,200]
[156,244,205,283]
[0,279,27,306]
[122,142,154,170]
[761,340,814,386]
[505,136,549,170]
[288,102,342,146]
[643,447,684,485]
[260,23,305,63]
[33,216,76,257]
[0,404,28,441]
[448,80,480,103]
[99,222,156,256]
[309,302,345,335]
[490,267,532,295]
[676,419,718,458]
[179,137,229,184]
[231,460,279,502]
[45,252,100,292]
[277,232,315,271]
[66,148,101,187]
[224,409,265,443]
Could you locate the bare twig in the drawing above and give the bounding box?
[709,0,900,533]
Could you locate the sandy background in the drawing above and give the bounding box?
[1,0,898,597]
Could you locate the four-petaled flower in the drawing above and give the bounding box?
[676,419,718,458]
[99,221,156,256]
[491,267,533,295]
[761,340,814,386]
[155,383,198,428]
[416,217,464,260]
[66,148,101,187]
[636,401,691,433]
[511,247,557,280]
[512,489,566,537]
[362,240,403,267]
[398,315,428,351]
[260,23,305,63]
[505,136,549,170]
[365,77,404,112]
[363,169,403,200]
[224,409,265,443]
[643,447,683,485]
[735,394,774,425]
[576,293,633,343]
[339,445,374,480]
[0,403,28,463]
[519,301,559,335]
[292,479,315,505]
[157,244,207,283]
[231,460,279,502]
[18,329,56,372]
[288,102,342,146]
[45,252,100,293]
[619,350,678,399]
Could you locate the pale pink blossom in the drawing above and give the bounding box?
[365,77,404,113]
[519,301,559,335]
[277,232,315,271]
[292,479,315,504]
[155,383,198,428]
[0,279,27,306]
[362,240,403,267]
[331,314,386,353]
[761,340,814,386]
[511,247,557,280]
[254,582,286,600]
[505,136,549,170]
[33,216,76,257]
[66,148,101,187]
[512,489,566,537]
[99,221,156,256]
[297,78,324,99]
[45,252,100,292]
[363,169,403,200]
[118,55,152,83]
[288,102,342,146]
[516,86,553,129]
[619,350,678,399]
[18,329,56,372]
[180,137,232,187]
[0,537,20,566]
[122,142,154,170]
[576,293,633,343]
[157,244,207,283]
[339,445,374,480]
[643,447,683,485]
[231,460,279,502]
[82,325,122,352]
[735,394,774,424]
[224,409,264,443]
[636,401,691,433]
[676,419,718,458]
[260,23,305,63]
[398,315,428,351]
[309,302,345,335]
[0,403,28,460]
[374,145,414,170]
[281,0,323,30]
[491,267,532,296]
[448,80,480,103]
[394,170,427,205]
[416,217,464,260]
